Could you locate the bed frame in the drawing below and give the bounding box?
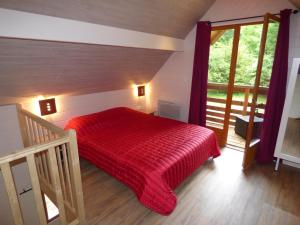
[0,105,86,225]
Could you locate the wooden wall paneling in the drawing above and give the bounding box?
[289,0,300,9]
[0,0,215,38]
[0,38,172,100]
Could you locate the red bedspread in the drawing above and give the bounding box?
[65,107,220,215]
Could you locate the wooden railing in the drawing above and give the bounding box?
[0,107,86,225]
[206,83,268,127]
[18,108,65,147]
[207,82,269,95]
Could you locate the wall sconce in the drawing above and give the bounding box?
[137,85,145,97]
[39,98,57,116]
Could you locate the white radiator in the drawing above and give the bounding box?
[157,100,181,120]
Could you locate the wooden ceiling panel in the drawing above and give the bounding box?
[289,0,300,9]
[0,0,215,38]
[0,38,172,99]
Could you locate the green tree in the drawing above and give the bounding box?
[208,23,279,87]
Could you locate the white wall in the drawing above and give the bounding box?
[150,0,296,122]
[0,105,23,157]
[22,86,152,128]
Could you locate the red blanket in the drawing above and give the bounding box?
[65,107,220,215]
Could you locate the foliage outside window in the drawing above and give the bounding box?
[208,23,279,87]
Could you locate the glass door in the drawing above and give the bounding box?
[227,23,264,150]
[207,27,240,147]
[242,14,280,169]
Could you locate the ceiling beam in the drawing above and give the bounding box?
[0,8,184,52]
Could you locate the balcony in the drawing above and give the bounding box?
[206,82,268,150]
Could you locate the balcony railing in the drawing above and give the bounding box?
[206,82,268,127]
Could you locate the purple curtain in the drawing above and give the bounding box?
[188,21,211,126]
[256,9,292,163]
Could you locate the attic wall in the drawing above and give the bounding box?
[0,34,170,123]
[0,38,172,99]
[21,87,151,128]
[150,0,296,122]
[0,1,216,123]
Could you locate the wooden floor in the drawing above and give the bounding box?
[80,149,300,225]
[227,127,246,150]
[206,122,246,150]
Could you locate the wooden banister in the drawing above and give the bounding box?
[67,130,86,225]
[27,154,48,225]
[18,108,64,136]
[1,163,24,225]
[62,144,75,206]
[0,137,69,165]
[0,107,86,225]
[48,147,67,225]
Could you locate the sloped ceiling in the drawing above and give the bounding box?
[0,38,172,98]
[0,0,215,102]
[0,0,215,39]
[289,0,300,9]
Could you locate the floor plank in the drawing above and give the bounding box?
[227,127,246,150]
[80,149,300,225]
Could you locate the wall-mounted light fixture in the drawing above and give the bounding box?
[39,98,57,116]
[137,85,145,97]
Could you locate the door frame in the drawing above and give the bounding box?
[242,13,280,169]
[207,14,280,160]
[207,21,264,147]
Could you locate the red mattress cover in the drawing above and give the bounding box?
[65,107,220,215]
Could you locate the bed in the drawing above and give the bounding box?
[65,107,220,215]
